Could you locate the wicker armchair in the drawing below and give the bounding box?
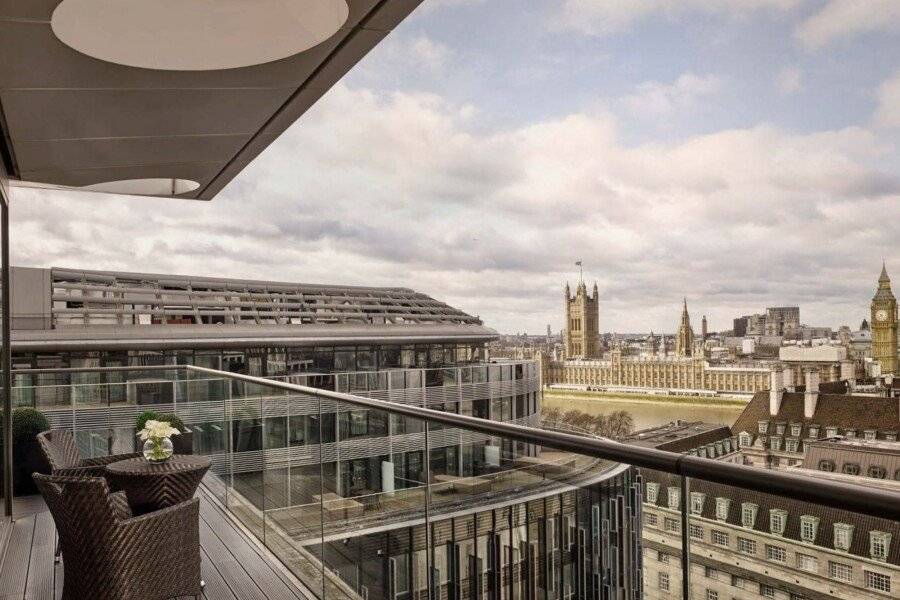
[36,429,141,478]
[33,474,202,600]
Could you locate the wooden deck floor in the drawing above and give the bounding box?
[0,487,314,600]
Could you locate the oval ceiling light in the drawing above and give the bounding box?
[80,178,200,196]
[51,0,349,71]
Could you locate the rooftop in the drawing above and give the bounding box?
[621,421,733,453]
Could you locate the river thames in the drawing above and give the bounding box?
[542,392,747,431]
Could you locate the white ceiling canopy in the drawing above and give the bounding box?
[51,0,350,71]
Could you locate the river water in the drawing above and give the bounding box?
[542,393,746,431]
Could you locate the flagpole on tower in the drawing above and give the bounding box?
[575,260,583,283]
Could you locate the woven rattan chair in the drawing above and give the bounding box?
[33,473,202,600]
[36,429,141,478]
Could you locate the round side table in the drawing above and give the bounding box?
[105,454,211,515]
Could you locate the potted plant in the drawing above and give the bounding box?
[0,407,50,495]
[135,411,193,455]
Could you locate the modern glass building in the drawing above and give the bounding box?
[9,266,644,600]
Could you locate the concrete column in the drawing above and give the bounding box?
[769,366,784,416]
[783,367,795,392]
[804,368,820,419]
[840,360,856,387]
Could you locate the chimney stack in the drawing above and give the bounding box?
[783,367,795,392]
[769,366,784,416]
[804,367,819,419]
[840,360,856,388]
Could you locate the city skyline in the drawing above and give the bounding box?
[7,0,900,334]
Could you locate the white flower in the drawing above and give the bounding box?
[137,419,181,441]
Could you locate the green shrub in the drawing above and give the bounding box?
[135,410,186,432]
[6,407,50,446]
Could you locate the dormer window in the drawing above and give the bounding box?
[870,531,892,562]
[741,503,758,528]
[708,444,717,457]
[790,424,802,437]
[864,429,877,441]
[739,432,751,448]
[808,425,820,438]
[723,439,732,453]
[769,509,788,536]
[868,465,887,479]
[715,441,724,455]
[698,447,708,458]
[690,492,706,515]
[885,432,897,442]
[715,497,731,521]
[842,463,860,476]
[775,423,786,436]
[834,523,854,552]
[667,487,680,510]
[645,482,659,504]
[758,421,769,434]
[800,516,820,543]
[844,429,856,439]
[826,426,838,437]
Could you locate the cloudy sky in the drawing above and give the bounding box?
[11,0,900,334]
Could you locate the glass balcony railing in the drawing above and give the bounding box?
[9,362,899,600]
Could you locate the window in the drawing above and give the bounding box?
[644,513,658,527]
[758,421,769,434]
[841,462,860,476]
[868,465,887,479]
[741,503,758,528]
[690,492,706,515]
[706,590,718,600]
[667,486,680,510]
[737,537,757,555]
[715,497,731,521]
[870,531,892,561]
[808,425,819,438]
[865,571,891,593]
[739,432,752,447]
[818,459,835,472]
[829,561,852,581]
[864,429,877,440]
[705,566,717,580]
[731,575,745,588]
[785,438,799,453]
[760,584,776,598]
[797,554,818,573]
[775,423,786,435]
[711,530,729,547]
[770,436,782,451]
[844,429,856,439]
[658,551,670,564]
[658,572,670,591]
[689,523,704,540]
[800,516,819,542]
[766,544,787,563]
[886,432,897,442]
[645,482,659,503]
[769,509,787,536]
[833,523,854,551]
[790,424,801,437]
[664,517,679,533]
[825,426,838,437]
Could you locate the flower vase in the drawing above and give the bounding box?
[143,437,174,463]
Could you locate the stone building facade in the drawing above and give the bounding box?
[563,280,601,359]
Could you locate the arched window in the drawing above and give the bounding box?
[841,462,860,476]
[818,459,835,472]
[868,465,887,479]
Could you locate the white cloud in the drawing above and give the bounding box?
[12,84,899,334]
[795,0,900,49]
[874,70,900,128]
[620,72,722,119]
[555,0,802,36]
[776,65,803,94]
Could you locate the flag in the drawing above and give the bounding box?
[575,260,582,266]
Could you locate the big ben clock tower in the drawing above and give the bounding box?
[871,263,898,374]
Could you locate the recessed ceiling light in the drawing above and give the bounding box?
[80,178,200,196]
[51,0,349,71]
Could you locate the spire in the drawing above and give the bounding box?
[879,261,891,287]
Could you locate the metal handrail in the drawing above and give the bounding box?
[10,363,900,522]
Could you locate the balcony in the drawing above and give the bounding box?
[2,362,897,600]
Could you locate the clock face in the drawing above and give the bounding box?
[875,309,889,322]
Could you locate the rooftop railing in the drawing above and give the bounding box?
[7,362,900,600]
